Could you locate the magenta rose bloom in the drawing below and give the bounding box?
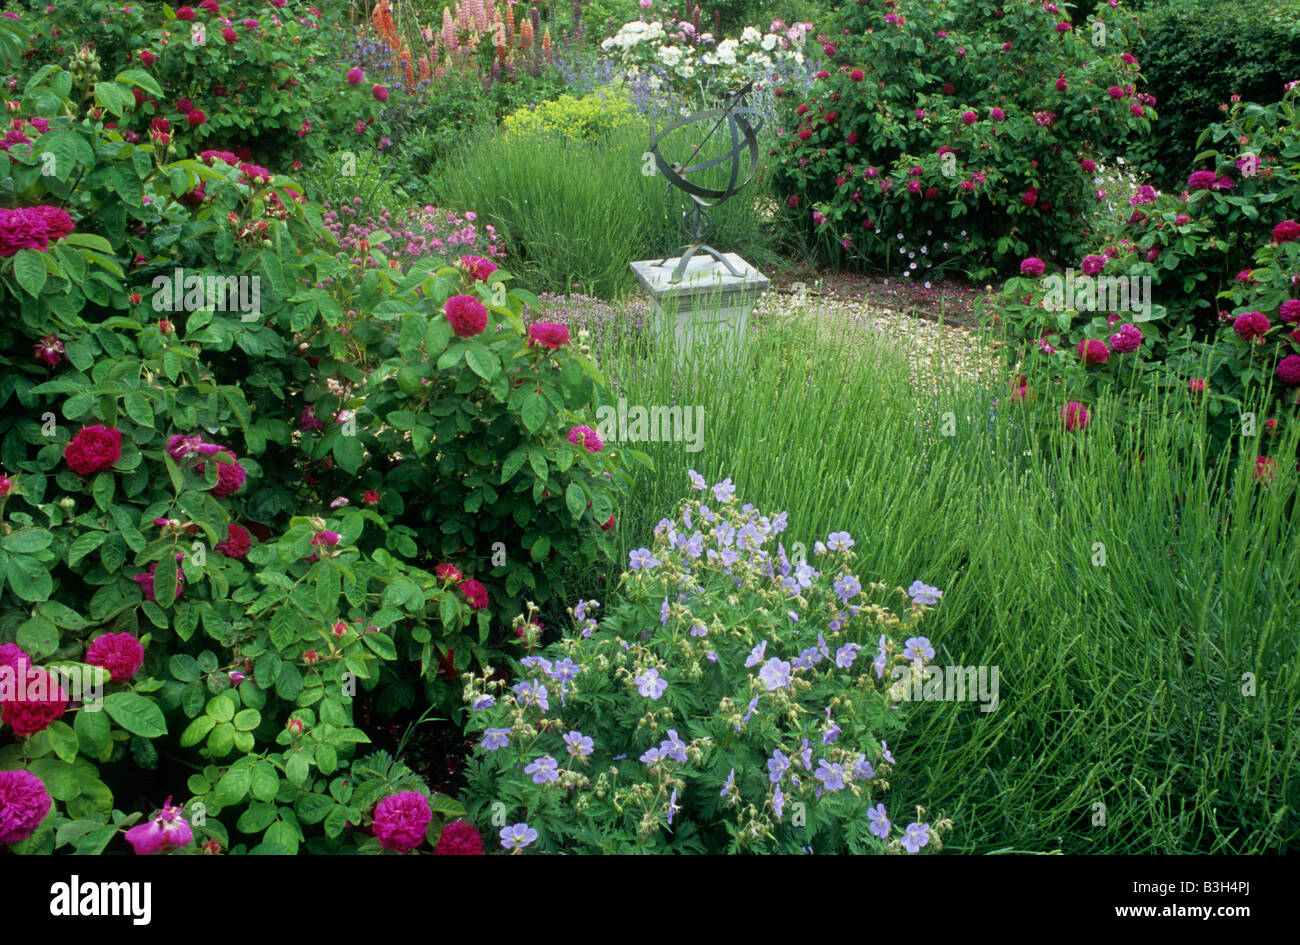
[1019,257,1046,276]
[960,110,977,124]
[214,523,251,557]
[29,206,73,242]
[459,578,489,610]
[1277,355,1300,385]
[1060,401,1090,431]
[1233,311,1270,339]
[1080,254,1105,275]
[445,294,488,338]
[372,84,389,102]
[33,333,64,367]
[1273,220,1300,243]
[346,67,364,84]
[568,425,603,453]
[434,562,463,583]
[0,770,52,845]
[1187,170,1217,190]
[0,643,31,678]
[435,819,485,855]
[210,458,246,497]
[85,633,145,683]
[0,668,66,737]
[528,322,570,349]
[458,254,498,282]
[124,797,192,855]
[1280,300,1300,324]
[0,207,49,258]
[373,791,432,853]
[64,425,122,475]
[1109,323,1142,353]
[1077,339,1111,364]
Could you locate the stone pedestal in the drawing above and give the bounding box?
[630,253,769,363]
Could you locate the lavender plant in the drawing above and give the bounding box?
[460,472,953,853]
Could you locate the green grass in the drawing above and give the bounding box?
[431,122,791,298]
[576,304,1300,853]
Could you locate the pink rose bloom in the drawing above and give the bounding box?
[459,578,489,610]
[85,633,145,683]
[346,67,364,85]
[1187,170,1217,190]
[459,255,497,281]
[568,425,603,453]
[0,770,52,844]
[373,791,433,853]
[445,294,488,337]
[1273,220,1300,243]
[435,563,463,583]
[1109,323,1142,353]
[1080,255,1105,275]
[527,322,570,349]
[1061,401,1090,431]
[961,110,977,125]
[1279,299,1300,323]
[1077,339,1111,364]
[1233,311,1270,339]
[64,425,122,475]
[1019,257,1046,276]
[0,668,66,737]
[372,85,389,102]
[124,797,192,855]
[1188,378,1206,393]
[1277,354,1300,385]
[435,819,485,855]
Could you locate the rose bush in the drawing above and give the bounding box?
[772,0,1150,279]
[987,81,1300,454]
[0,60,629,854]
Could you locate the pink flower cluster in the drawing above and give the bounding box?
[319,202,502,274]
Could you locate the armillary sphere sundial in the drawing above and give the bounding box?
[648,81,764,284]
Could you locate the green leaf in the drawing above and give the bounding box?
[215,763,251,805]
[68,531,107,567]
[179,714,216,748]
[123,391,154,427]
[233,708,261,731]
[314,743,338,775]
[465,344,500,381]
[103,692,167,737]
[47,720,79,763]
[521,391,547,433]
[12,248,47,297]
[17,616,58,659]
[250,761,279,802]
[2,528,53,553]
[565,481,587,521]
[295,793,334,824]
[361,632,396,660]
[205,693,236,722]
[5,554,52,602]
[169,653,201,682]
[74,709,111,756]
[424,316,451,356]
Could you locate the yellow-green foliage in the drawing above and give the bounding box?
[502,87,640,140]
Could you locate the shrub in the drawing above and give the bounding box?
[987,81,1300,453]
[0,61,630,854]
[461,471,953,853]
[13,0,391,174]
[502,87,639,140]
[771,0,1149,280]
[1130,0,1300,189]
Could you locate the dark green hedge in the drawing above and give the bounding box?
[1131,0,1300,187]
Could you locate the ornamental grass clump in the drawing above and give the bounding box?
[462,471,952,854]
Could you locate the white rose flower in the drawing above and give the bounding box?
[740,26,761,44]
[761,34,777,51]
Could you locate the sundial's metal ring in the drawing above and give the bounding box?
[648,106,764,203]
